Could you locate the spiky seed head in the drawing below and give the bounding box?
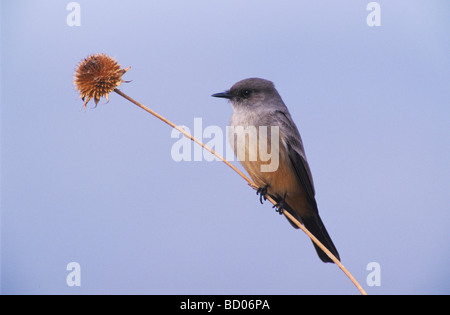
[74,53,130,108]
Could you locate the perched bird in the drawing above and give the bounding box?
[213,78,340,263]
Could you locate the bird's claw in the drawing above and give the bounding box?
[256,185,269,204]
[272,193,287,215]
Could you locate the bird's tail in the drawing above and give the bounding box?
[302,215,340,263]
[271,195,340,263]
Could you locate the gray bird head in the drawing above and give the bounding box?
[212,78,282,110]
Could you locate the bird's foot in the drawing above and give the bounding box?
[256,184,269,204]
[272,193,287,215]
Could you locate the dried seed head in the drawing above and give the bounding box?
[74,54,130,108]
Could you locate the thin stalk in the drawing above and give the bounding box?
[113,88,368,295]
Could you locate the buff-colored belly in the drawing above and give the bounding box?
[233,127,312,218]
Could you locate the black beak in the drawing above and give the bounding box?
[211,91,232,99]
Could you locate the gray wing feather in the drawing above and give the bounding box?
[275,110,318,210]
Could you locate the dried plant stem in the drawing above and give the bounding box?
[281,209,368,295]
[113,88,368,295]
[114,89,254,187]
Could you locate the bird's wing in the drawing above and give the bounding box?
[275,110,318,210]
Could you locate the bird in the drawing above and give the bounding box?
[212,78,340,263]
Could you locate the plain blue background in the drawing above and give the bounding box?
[1,0,449,294]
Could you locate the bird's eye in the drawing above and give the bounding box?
[241,90,251,98]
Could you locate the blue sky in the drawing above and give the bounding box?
[1,0,449,294]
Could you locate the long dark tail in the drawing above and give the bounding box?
[270,195,340,263]
[280,202,340,263]
[302,215,340,263]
